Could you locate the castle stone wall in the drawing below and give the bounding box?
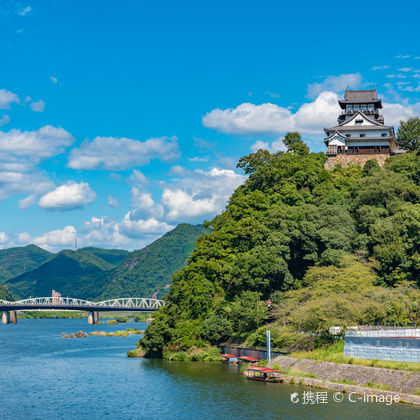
[325,153,389,169]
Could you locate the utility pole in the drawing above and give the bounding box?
[266,330,271,362]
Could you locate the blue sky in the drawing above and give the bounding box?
[0,0,419,251]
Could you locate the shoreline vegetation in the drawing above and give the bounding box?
[17,311,151,322]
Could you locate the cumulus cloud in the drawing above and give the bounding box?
[68,136,180,170]
[0,89,19,109]
[0,125,74,163]
[38,181,97,211]
[307,73,362,98]
[18,232,31,243]
[162,167,246,221]
[203,91,340,135]
[33,226,77,251]
[251,137,287,153]
[30,99,45,112]
[82,217,131,248]
[129,169,147,184]
[130,188,164,219]
[119,214,173,238]
[382,102,420,126]
[0,126,75,202]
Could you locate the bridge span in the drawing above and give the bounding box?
[0,297,165,325]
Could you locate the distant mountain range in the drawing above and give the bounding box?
[3,224,207,301]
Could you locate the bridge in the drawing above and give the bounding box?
[0,297,165,325]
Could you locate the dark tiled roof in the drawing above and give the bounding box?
[345,89,377,102]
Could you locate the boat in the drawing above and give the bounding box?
[237,356,259,364]
[221,354,240,363]
[244,366,284,383]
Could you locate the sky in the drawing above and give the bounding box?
[0,0,419,251]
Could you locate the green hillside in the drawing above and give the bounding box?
[139,135,420,357]
[99,224,208,300]
[77,247,129,267]
[0,284,14,301]
[0,245,52,284]
[5,249,114,300]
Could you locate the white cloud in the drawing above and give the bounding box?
[394,55,411,59]
[398,67,413,72]
[38,181,97,211]
[18,232,31,243]
[0,115,10,126]
[33,226,77,251]
[251,137,287,153]
[30,99,45,112]
[107,195,119,208]
[0,232,9,243]
[386,74,407,79]
[129,169,147,184]
[68,135,180,170]
[203,91,340,135]
[307,73,362,98]
[50,76,58,84]
[382,102,419,126]
[119,214,173,238]
[0,89,19,109]
[17,6,31,16]
[130,188,164,219]
[0,125,74,163]
[162,167,246,221]
[188,156,208,162]
[82,217,131,248]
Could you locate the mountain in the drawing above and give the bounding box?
[0,245,52,284]
[5,225,206,301]
[5,249,116,300]
[77,247,129,267]
[98,224,208,300]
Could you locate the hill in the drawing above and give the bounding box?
[0,284,14,301]
[0,245,52,284]
[139,136,420,357]
[5,249,115,300]
[98,224,208,300]
[77,247,128,267]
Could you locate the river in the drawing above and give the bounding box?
[0,319,416,419]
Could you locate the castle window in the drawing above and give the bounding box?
[346,134,351,137]
[355,119,363,125]
[360,134,366,137]
[382,133,388,137]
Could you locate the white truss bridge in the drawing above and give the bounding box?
[0,297,165,311]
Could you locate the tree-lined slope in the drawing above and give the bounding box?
[139,137,420,357]
[99,224,208,300]
[0,245,52,284]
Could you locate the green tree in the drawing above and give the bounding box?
[283,132,309,155]
[396,117,420,152]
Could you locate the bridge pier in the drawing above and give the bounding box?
[88,311,99,325]
[2,311,17,324]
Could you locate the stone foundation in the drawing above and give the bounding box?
[325,153,389,169]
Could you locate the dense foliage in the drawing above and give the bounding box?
[99,224,208,299]
[140,139,420,356]
[0,245,52,283]
[0,284,14,301]
[397,117,420,152]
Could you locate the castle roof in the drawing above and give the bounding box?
[324,111,393,132]
[338,88,382,109]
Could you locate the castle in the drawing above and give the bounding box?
[324,88,404,168]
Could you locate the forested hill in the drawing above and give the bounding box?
[4,224,207,301]
[98,224,208,300]
[0,245,52,284]
[0,284,14,301]
[5,249,117,300]
[140,136,420,357]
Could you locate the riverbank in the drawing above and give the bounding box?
[267,355,420,404]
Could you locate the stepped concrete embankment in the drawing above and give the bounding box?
[268,356,420,404]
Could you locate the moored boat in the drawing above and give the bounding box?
[245,366,284,383]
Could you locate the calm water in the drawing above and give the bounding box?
[0,319,417,420]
